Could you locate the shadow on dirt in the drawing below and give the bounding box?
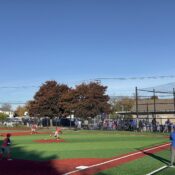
[0,139,64,175]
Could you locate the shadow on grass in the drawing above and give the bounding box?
[136,148,170,165]
[0,139,65,175]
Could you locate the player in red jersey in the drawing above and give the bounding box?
[1,133,12,160]
[50,127,62,140]
[31,123,37,134]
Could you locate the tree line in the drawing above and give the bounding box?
[12,80,135,120]
[25,80,111,119]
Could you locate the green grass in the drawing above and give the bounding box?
[6,130,168,160]
[155,167,175,175]
[0,129,172,174]
[96,149,172,175]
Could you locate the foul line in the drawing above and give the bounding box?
[63,143,170,175]
[146,165,168,175]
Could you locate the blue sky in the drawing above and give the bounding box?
[0,0,175,108]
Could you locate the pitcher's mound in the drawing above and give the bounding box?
[33,139,65,143]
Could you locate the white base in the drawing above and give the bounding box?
[76,166,89,170]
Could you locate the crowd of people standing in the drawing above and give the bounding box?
[87,118,174,133]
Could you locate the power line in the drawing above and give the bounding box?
[94,75,175,81]
[0,102,26,104]
[0,75,175,89]
[0,86,39,89]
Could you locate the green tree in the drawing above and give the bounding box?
[15,105,27,117]
[0,112,8,121]
[110,97,135,118]
[112,97,134,112]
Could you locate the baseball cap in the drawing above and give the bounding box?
[6,133,11,137]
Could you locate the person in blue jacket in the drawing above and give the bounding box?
[170,125,175,167]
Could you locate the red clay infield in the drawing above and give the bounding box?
[0,143,170,175]
[0,131,50,137]
[33,139,65,143]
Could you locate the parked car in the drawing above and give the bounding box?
[3,117,23,127]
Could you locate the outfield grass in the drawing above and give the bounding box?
[0,129,173,174]
[5,130,167,160]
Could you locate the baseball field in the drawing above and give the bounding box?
[0,128,174,175]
